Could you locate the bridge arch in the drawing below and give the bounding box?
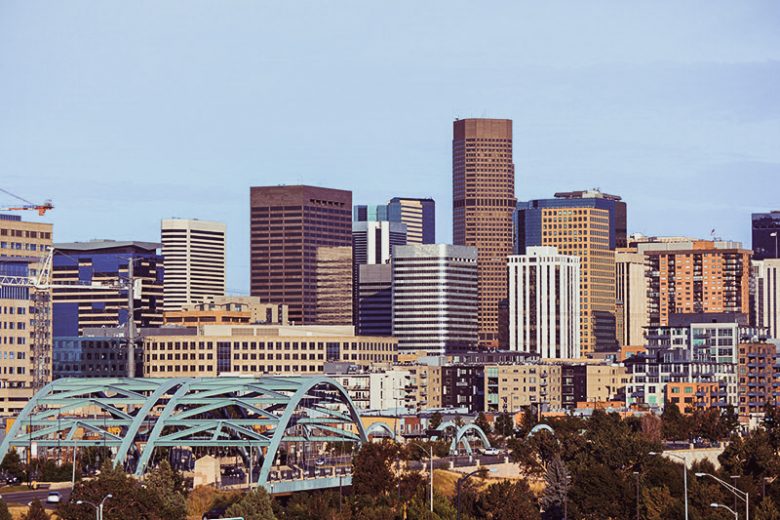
[430,421,491,456]
[527,423,555,438]
[365,422,396,440]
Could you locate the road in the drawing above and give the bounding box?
[0,486,71,505]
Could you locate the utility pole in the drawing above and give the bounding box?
[127,258,136,378]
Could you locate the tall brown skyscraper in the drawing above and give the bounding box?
[250,185,352,324]
[453,118,516,347]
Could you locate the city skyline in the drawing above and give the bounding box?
[2,2,778,293]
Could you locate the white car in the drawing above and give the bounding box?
[479,448,500,456]
[46,492,62,504]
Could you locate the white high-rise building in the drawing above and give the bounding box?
[161,219,226,311]
[508,246,581,359]
[392,244,478,354]
[352,221,406,265]
[615,248,649,346]
[754,259,780,339]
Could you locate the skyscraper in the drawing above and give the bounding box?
[352,221,407,265]
[387,197,435,244]
[250,185,352,325]
[356,264,393,336]
[314,246,353,325]
[161,218,226,311]
[752,211,780,260]
[52,240,164,335]
[515,190,626,353]
[392,244,478,354]
[751,259,779,338]
[508,246,581,359]
[452,118,516,347]
[639,240,752,326]
[615,248,649,346]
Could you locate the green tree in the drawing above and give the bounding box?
[351,442,398,498]
[661,400,691,441]
[0,498,12,520]
[642,485,677,520]
[144,461,187,520]
[283,490,343,520]
[225,489,275,520]
[721,404,740,438]
[22,501,49,520]
[494,412,515,437]
[765,403,780,454]
[475,412,492,435]
[755,498,780,520]
[0,448,26,481]
[540,455,569,520]
[429,412,443,431]
[478,479,541,520]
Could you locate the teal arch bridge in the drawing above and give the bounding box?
[0,377,368,493]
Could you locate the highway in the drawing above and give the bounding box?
[0,486,71,506]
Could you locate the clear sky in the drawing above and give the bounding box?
[1,1,778,293]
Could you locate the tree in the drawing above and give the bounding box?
[721,404,740,437]
[22,501,49,520]
[494,412,515,437]
[144,461,187,520]
[765,403,780,454]
[283,490,343,520]
[351,442,398,498]
[661,400,691,441]
[478,479,541,520]
[0,448,26,481]
[429,411,443,431]
[540,455,569,520]
[642,485,677,520]
[755,498,780,520]
[640,413,663,443]
[225,489,275,520]
[0,499,12,520]
[475,412,493,435]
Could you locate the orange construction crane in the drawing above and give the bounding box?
[0,187,53,215]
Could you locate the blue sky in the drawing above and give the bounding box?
[1,1,778,293]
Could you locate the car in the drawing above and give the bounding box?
[46,492,62,504]
[202,505,229,520]
[314,457,327,466]
[479,448,500,456]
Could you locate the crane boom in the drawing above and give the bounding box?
[0,188,53,215]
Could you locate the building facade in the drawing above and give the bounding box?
[314,246,353,325]
[615,248,648,347]
[161,218,226,311]
[452,118,516,347]
[249,185,352,325]
[356,264,393,336]
[737,341,779,423]
[508,247,581,359]
[515,190,625,353]
[164,296,288,327]
[352,220,407,266]
[753,259,780,339]
[143,325,397,377]
[392,244,478,354]
[0,214,53,414]
[640,240,752,327]
[52,240,164,336]
[752,211,780,260]
[387,197,435,244]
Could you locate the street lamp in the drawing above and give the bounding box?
[696,472,748,520]
[456,468,496,520]
[633,471,640,520]
[711,502,738,519]
[649,451,688,520]
[409,442,434,513]
[76,493,112,520]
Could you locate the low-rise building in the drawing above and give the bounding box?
[143,325,397,378]
[163,297,288,327]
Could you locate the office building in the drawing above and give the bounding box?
[352,221,407,265]
[639,240,752,327]
[752,211,780,260]
[392,244,478,354]
[485,364,563,412]
[143,324,397,377]
[250,185,351,325]
[52,240,164,336]
[356,264,393,336]
[353,204,390,222]
[0,214,53,414]
[508,246,581,359]
[615,248,649,347]
[753,259,780,339]
[515,190,626,353]
[452,118,516,347]
[161,218,226,311]
[314,246,353,325]
[387,197,435,244]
